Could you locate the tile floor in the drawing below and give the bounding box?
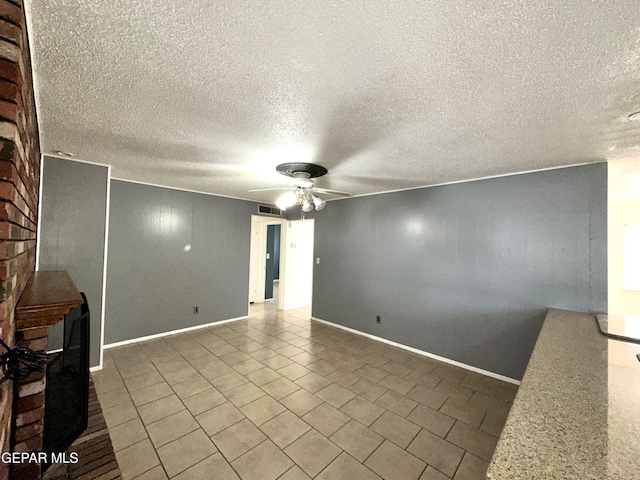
[92,303,517,480]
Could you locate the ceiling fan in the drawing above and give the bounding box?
[249,162,353,212]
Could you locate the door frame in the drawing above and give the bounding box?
[249,215,286,307]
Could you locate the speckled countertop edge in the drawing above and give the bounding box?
[487,309,610,480]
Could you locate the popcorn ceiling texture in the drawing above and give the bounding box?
[27,0,640,202]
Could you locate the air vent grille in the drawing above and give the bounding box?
[258,205,282,216]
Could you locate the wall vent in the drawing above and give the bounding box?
[258,205,282,216]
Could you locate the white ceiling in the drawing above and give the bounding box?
[27,0,640,204]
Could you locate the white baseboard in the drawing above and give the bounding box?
[90,365,102,373]
[104,315,249,349]
[310,316,521,386]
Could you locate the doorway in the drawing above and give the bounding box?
[248,216,315,310]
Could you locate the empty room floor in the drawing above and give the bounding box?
[92,303,517,480]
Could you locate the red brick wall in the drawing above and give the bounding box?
[0,0,41,479]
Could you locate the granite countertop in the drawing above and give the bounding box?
[487,308,640,479]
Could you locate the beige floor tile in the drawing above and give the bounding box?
[289,351,317,365]
[138,394,185,425]
[420,466,451,480]
[405,370,442,389]
[361,353,390,368]
[245,366,282,386]
[132,464,168,480]
[439,398,485,428]
[365,440,426,480]
[355,364,389,382]
[156,358,192,374]
[156,429,218,477]
[431,365,466,384]
[294,372,332,393]
[315,383,356,408]
[407,404,456,438]
[212,419,267,461]
[103,400,139,429]
[115,439,160,480]
[335,356,366,372]
[278,362,312,381]
[349,378,388,402]
[232,358,264,375]
[124,371,166,392]
[130,383,173,407]
[280,389,323,417]
[302,403,350,437]
[370,411,420,449]
[261,377,300,399]
[259,410,311,448]
[92,371,125,394]
[378,374,416,395]
[278,465,312,480]
[479,410,508,437]
[161,365,201,386]
[99,387,131,409]
[172,376,213,399]
[196,402,245,436]
[232,440,293,480]
[277,344,305,358]
[147,409,200,448]
[110,417,148,452]
[249,347,278,361]
[187,354,219,371]
[210,371,249,392]
[406,385,448,409]
[325,368,362,388]
[467,391,512,416]
[307,359,340,376]
[198,361,235,380]
[219,350,251,365]
[262,354,294,370]
[240,395,286,426]
[284,430,342,477]
[445,421,497,462]
[182,387,226,416]
[339,396,385,426]
[405,357,438,373]
[226,382,265,407]
[453,452,489,480]
[316,452,381,480]
[434,380,474,402]
[329,420,384,462]
[375,390,418,417]
[316,348,345,363]
[407,429,464,478]
[173,453,240,480]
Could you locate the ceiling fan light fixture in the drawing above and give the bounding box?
[629,111,640,121]
[313,195,326,211]
[276,191,297,210]
[301,198,313,212]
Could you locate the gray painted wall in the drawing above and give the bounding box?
[105,181,258,344]
[39,156,108,368]
[312,163,608,380]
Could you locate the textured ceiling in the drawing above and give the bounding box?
[27,0,640,203]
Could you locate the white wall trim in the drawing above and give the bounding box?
[103,315,249,349]
[311,316,521,385]
[97,167,111,370]
[112,177,264,204]
[42,153,112,168]
[35,154,45,270]
[327,161,598,202]
[90,365,103,373]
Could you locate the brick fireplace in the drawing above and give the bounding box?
[0,1,42,479]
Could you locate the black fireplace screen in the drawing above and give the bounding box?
[43,292,90,464]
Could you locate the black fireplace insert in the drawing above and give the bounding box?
[43,292,90,468]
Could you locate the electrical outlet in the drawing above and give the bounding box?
[193,306,199,314]
[376,315,381,324]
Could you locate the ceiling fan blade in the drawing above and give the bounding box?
[311,187,353,197]
[248,187,296,193]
